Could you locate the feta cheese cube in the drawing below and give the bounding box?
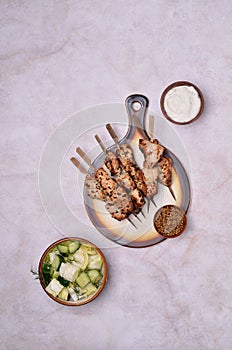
[59,262,79,282]
[45,278,64,297]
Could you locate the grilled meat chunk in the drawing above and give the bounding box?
[117,159,133,173]
[105,185,134,221]
[85,174,106,201]
[116,144,136,172]
[130,188,145,209]
[116,144,135,164]
[95,167,117,197]
[157,157,173,187]
[105,201,128,221]
[142,167,158,199]
[139,139,164,168]
[104,151,122,177]
[117,172,136,192]
[128,164,147,196]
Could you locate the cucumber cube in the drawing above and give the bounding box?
[58,287,69,301]
[52,254,61,271]
[87,270,102,284]
[57,244,68,255]
[68,241,80,254]
[88,254,103,270]
[76,272,90,288]
[84,283,97,296]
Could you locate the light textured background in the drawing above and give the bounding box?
[1,1,232,349]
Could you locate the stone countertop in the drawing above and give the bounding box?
[1,1,231,349]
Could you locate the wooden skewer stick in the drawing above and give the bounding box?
[127,217,137,229]
[147,196,157,212]
[95,134,142,224]
[131,114,143,131]
[168,186,176,201]
[147,195,157,211]
[133,212,142,222]
[106,123,120,149]
[76,147,95,172]
[70,157,87,174]
[148,114,155,139]
[76,146,137,229]
[150,197,157,207]
[95,135,107,154]
[147,196,157,213]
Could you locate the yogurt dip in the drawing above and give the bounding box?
[164,85,201,123]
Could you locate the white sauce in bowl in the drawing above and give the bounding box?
[164,85,201,123]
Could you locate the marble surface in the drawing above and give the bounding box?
[1,1,232,349]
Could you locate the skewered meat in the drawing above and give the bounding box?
[142,167,158,199]
[128,164,147,196]
[105,125,147,203]
[139,137,175,200]
[130,188,145,209]
[94,167,134,221]
[139,139,164,168]
[118,176,145,211]
[104,151,122,177]
[116,144,135,166]
[95,167,117,197]
[117,172,136,192]
[105,185,134,221]
[84,174,106,201]
[116,144,136,173]
[157,157,173,187]
[101,144,146,211]
[114,169,145,211]
[105,200,128,221]
[115,143,147,196]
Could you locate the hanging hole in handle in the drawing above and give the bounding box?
[132,101,142,112]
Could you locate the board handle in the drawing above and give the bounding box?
[125,94,150,140]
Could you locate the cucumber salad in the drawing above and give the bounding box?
[40,240,105,302]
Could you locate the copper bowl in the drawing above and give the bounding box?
[39,237,108,306]
[160,81,204,125]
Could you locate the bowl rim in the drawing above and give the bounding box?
[38,237,108,306]
[160,80,204,125]
[153,204,187,238]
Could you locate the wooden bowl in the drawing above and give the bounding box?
[39,237,108,306]
[160,81,204,125]
[154,204,187,238]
